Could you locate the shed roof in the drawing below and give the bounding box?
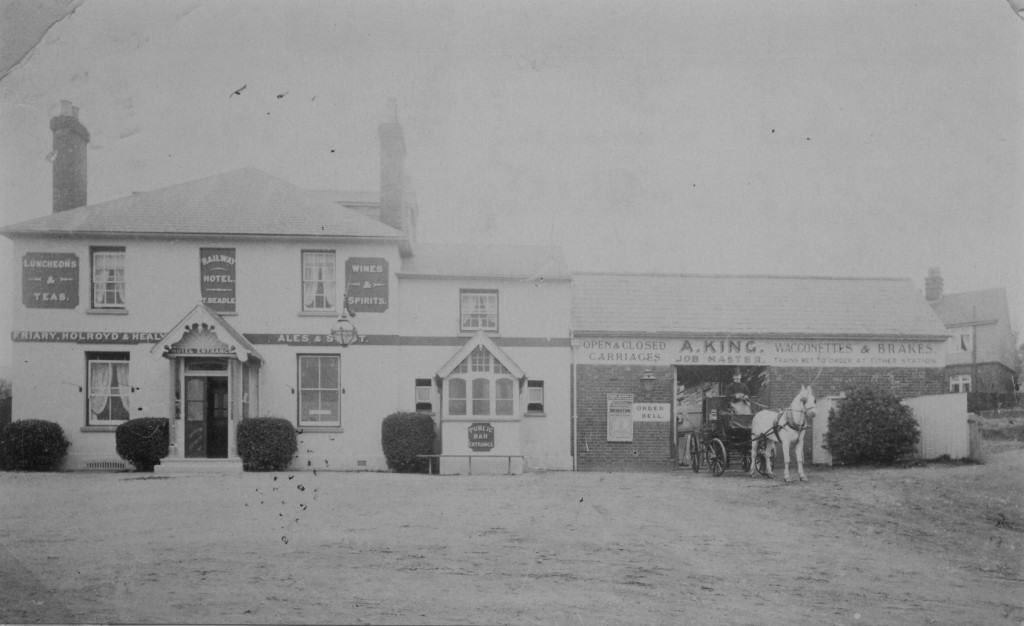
[0,167,403,240]
[572,273,948,339]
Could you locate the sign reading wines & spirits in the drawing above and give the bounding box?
[345,257,389,312]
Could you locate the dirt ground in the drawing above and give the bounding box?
[1,438,1022,625]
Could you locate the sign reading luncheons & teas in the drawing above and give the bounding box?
[22,252,79,308]
[576,337,945,368]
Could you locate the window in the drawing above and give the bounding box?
[91,247,125,308]
[527,380,545,414]
[460,289,498,332]
[298,355,340,427]
[415,378,433,413]
[446,346,516,418]
[87,352,130,425]
[948,328,973,354]
[302,251,336,312]
[949,374,972,393]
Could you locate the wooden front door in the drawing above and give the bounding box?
[185,376,229,458]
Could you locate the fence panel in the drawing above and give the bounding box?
[903,394,970,460]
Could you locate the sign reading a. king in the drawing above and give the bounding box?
[345,257,389,313]
[22,252,78,308]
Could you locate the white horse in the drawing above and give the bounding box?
[749,385,816,482]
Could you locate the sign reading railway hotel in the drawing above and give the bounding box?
[575,337,945,368]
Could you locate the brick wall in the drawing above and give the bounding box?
[763,367,944,408]
[576,364,675,471]
[943,363,1017,393]
[575,363,945,471]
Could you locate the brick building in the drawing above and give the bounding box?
[571,273,948,470]
[925,268,1019,393]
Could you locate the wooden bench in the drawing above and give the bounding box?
[416,454,525,475]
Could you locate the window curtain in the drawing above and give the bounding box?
[93,253,124,305]
[89,363,112,418]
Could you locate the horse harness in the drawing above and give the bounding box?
[766,407,810,440]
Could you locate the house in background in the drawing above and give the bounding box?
[925,268,1019,393]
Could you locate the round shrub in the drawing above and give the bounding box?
[115,418,169,472]
[237,417,297,471]
[826,386,920,465]
[381,412,435,473]
[1,420,70,471]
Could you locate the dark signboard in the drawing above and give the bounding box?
[22,252,79,308]
[345,257,388,313]
[468,422,495,451]
[200,248,236,313]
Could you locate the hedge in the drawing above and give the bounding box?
[115,418,169,471]
[1,419,70,471]
[381,412,435,473]
[826,386,920,465]
[237,417,297,471]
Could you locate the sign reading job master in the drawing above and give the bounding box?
[577,337,945,369]
[345,257,389,313]
[22,253,78,308]
[200,248,236,313]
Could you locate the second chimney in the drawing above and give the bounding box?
[378,103,406,232]
[50,100,90,213]
[925,267,944,302]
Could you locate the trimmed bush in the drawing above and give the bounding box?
[381,412,435,473]
[115,418,169,472]
[826,386,920,465]
[1,420,70,471]
[237,417,297,471]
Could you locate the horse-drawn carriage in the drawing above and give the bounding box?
[689,395,772,477]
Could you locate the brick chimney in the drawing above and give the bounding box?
[925,267,943,302]
[378,101,406,232]
[50,100,90,212]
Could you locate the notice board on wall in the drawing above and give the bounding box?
[607,393,634,442]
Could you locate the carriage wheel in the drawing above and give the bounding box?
[689,435,701,473]
[754,440,772,477]
[708,439,727,477]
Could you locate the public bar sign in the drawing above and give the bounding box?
[22,252,78,308]
[468,422,495,451]
[576,337,945,369]
[345,257,389,313]
[200,248,236,313]
[607,393,634,442]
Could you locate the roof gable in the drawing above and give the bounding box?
[1,168,403,240]
[930,288,1010,327]
[151,303,262,362]
[435,332,526,380]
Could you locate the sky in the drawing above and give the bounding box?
[1,0,1023,369]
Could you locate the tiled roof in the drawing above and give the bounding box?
[572,273,948,339]
[399,242,570,280]
[929,288,1009,327]
[0,168,403,239]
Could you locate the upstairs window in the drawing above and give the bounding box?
[948,328,973,354]
[460,289,498,332]
[526,380,545,414]
[302,251,336,312]
[87,352,130,425]
[91,247,125,309]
